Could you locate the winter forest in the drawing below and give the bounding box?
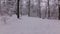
[0,0,60,34]
[0,0,60,20]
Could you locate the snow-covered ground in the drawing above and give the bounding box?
[0,15,60,34]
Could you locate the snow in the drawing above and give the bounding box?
[0,15,60,34]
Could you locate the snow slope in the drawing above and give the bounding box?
[0,15,60,34]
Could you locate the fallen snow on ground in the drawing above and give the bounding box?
[0,15,60,34]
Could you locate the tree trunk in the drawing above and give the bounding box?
[28,0,30,16]
[38,0,41,18]
[0,0,1,11]
[17,0,20,18]
[48,0,50,19]
[59,6,60,20]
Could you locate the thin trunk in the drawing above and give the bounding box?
[28,0,30,16]
[0,0,1,11]
[17,0,20,18]
[0,0,1,15]
[38,0,41,18]
[58,0,60,20]
[48,0,50,19]
[59,6,60,19]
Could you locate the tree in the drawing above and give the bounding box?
[38,0,41,18]
[17,0,20,18]
[28,0,30,16]
[48,0,50,19]
[59,6,60,19]
[0,0,1,12]
[58,0,60,19]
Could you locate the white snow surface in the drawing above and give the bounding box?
[0,15,60,34]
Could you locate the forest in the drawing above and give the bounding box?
[0,0,60,34]
[0,0,60,20]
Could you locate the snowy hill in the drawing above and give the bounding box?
[0,15,60,34]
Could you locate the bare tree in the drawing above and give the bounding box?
[59,6,60,19]
[28,0,30,16]
[58,0,60,19]
[17,0,20,18]
[38,0,41,18]
[0,0,1,12]
[47,0,50,19]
